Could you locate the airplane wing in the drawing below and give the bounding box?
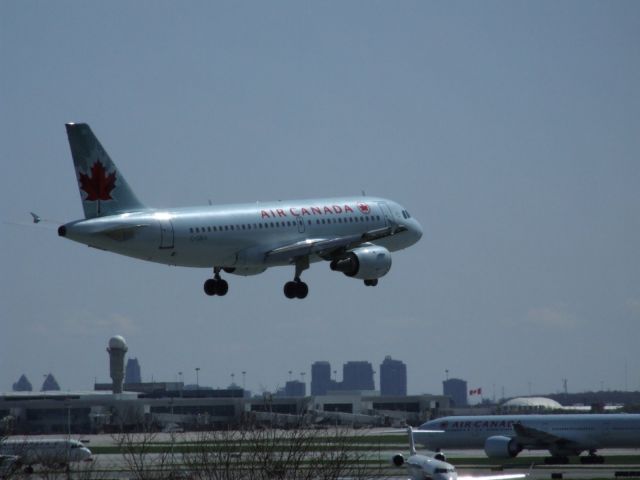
[512,422,577,450]
[266,224,407,263]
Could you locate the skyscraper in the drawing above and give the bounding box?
[342,361,374,391]
[443,378,468,406]
[41,373,61,391]
[12,374,32,392]
[311,361,332,395]
[284,380,306,397]
[380,356,407,396]
[125,358,142,384]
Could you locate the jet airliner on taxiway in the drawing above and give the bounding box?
[57,123,423,298]
[416,414,640,464]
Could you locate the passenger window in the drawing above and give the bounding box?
[225,226,229,231]
[308,220,311,225]
[189,228,194,233]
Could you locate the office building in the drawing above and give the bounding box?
[443,378,467,407]
[342,361,374,391]
[125,358,142,384]
[380,356,407,396]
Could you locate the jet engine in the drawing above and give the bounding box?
[391,454,405,467]
[329,245,392,279]
[483,436,522,459]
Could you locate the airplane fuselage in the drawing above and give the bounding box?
[418,414,640,454]
[60,196,422,270]
[58,123,423,297]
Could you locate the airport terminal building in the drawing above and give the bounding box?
[0,385,450,434]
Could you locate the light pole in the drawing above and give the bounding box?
[195,367,200,390]
[242,371,246,390]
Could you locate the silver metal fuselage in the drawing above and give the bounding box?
[418,414,640,452]
[60,196,423,270]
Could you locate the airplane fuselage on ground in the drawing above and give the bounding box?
[417,414,640,461]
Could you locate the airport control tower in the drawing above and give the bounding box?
[107,335,128,394]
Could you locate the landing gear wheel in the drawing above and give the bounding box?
[284,280,309,299]
[284,282,297,299]
[364,279,378,286]
[216,279,229,296]
[204,267,229,297]
[204,279,217,296]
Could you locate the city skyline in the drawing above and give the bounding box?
[2,2,639,398]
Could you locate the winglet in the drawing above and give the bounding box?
[30,212,41,224]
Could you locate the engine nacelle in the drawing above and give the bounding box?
[330,245,392,280]
[391,454,405,467]
[483,436,522,459]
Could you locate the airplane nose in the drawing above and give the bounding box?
[413,220,423,242]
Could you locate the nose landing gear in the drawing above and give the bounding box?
[204,267,229,296]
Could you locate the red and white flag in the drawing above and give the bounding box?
[469,388,483,396]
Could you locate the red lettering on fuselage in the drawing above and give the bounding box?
[258,204,363,219]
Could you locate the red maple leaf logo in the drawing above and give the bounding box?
[357,202,370,214]
[79,160,116,201]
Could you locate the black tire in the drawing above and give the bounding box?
[216,279,229,296]
[296,282,309,299]
[204,279,217,296]
[284,281,297,299]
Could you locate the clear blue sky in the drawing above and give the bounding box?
[1,1,639,399]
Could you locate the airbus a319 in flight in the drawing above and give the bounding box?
[57,123,423,298]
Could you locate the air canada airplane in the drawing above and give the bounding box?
[0,438,92,473]
[392,427,527,480]
[416,414,640,464]
[57,123,423,298]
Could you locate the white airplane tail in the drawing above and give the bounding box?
[407,426,417,455]
[65,123,145,218]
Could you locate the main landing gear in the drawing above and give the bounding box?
[580,451,605,464]
[284,257,309,299]
[364,279,378,286]
[204,267,229,296]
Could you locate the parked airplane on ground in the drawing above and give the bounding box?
[392,427,527,480]
[56,123,423,298]
[0,438,92,472]
[417,414,640,463]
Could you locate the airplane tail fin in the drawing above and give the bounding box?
[65,123,145,219]
[407,426,417,456]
